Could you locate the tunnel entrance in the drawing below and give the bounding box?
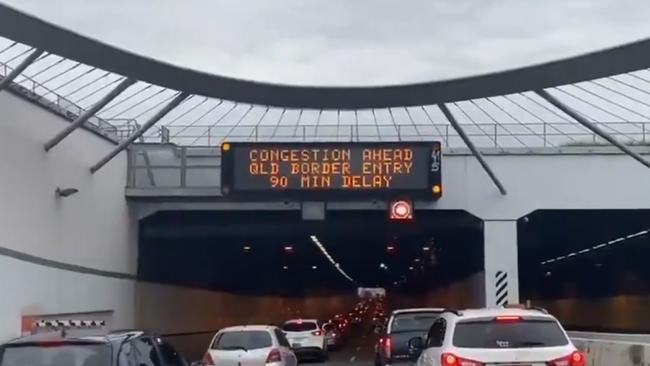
[138,209,483,303]
[518,209,650,332]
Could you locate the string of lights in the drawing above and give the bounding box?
[541,228,650,265]
[310,235,356,283]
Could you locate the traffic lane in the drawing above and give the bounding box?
[324,325,377,365]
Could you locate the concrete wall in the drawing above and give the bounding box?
[390,272,485,310]
[135,282,359,359]
[536,294,650,333]
[0,91,137,341]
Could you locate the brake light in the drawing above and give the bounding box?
[202,352,215,366]
[441,353,483,366]
[266,348,282,363]
[495,316,522,323]
[383,336,392,358]
[312,330,323,336]
[547,351,585,366]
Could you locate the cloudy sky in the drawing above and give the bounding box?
[4,0,650,86]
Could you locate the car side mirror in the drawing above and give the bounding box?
[374,325,385,334]
[408,337,424,354]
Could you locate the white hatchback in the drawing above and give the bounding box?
[411,307,585,366]
[203,325,298,366]
[282,319,327,361]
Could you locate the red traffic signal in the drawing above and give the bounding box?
[389,200,413,220]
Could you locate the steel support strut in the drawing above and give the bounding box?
[438,103,507,195]
[90,92,189,173]
[44,78,136,151]
[0,49,44,91]
[535,89,650,169]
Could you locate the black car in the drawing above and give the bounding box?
[375,308,443,366]
[0,329,189,366]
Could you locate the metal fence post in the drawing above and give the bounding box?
[302,125,306,141]
[207,127,212,146]
[543,122,547,147]
[127,148,136,187]
[445,125,450,147]
[643,123,647,144]
[494,124,498,147]
[180,147,187,188]
[397,125,402,141]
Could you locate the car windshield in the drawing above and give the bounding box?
[283,322,317,332]
[0,343,111,366]
[453,319,569,348]
[390,312,440,333]
[212,331,272,351]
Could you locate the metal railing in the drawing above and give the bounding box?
[146,122,650,148]
[0,60,135,142]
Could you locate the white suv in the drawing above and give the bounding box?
[410,307,585,366]
[282,319,327,361]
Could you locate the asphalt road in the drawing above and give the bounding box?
[317,324,377,366]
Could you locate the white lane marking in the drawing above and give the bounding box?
[350,356,357,362]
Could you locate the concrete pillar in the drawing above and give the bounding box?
[483,220,519,306]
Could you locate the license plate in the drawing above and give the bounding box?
[292,343,302,348]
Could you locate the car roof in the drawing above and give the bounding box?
[391,308,445,315]
[449,308,556,320]
[5,330,151,346]
[219,325,277,332]
[284,319,318,323]
[5,333,110,345]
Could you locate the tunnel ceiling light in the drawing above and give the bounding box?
[414,258,421,262]
[409,266,414,271]
[422,246,431,252]
[312,265,318,270]
[386,245,396,253]
[283,265,289,270]
[540,228,650,265]
[310,235,356,283]
[242,245,252,252]
[283,245,294,253]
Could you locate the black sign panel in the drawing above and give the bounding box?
[221,142,442,199]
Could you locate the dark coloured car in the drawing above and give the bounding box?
[0,329,189,366]
[375,308,443,366]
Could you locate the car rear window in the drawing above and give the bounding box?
[0,343,111,366]
[213,331,272,350]
[390,312,440,333]
[452,319,569,348]
[283,322,317,332]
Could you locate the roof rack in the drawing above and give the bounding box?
[528,306,549,314]
[503,304,549,314]
[441,308,461,316]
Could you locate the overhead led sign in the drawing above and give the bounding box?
[221,142,441,199]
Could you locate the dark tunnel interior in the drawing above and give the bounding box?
[138,209,484,296]
[519,209,650,302]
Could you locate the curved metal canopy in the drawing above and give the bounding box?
[2,3,650,109]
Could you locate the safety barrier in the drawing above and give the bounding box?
[570,332,650,366]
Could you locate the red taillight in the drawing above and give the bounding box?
[383,336,392,358]
[441,353,483,366]
[266,348,282,364]
[202,352,215,366]
[495,315,522,323]
[547,351,586,366]
[312,330,323,336]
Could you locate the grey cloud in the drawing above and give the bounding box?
[4,0,650,85]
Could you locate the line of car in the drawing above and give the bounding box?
[374,305,586,366]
